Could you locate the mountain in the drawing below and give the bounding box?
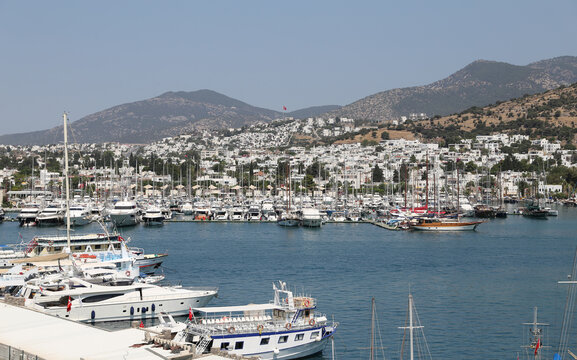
[329,56,577,121]
[0,90,336,145]
[287,105,341,119]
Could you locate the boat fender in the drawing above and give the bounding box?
[228,326,235,333]
[151,304,155,312]
[309,319,315,326]
[130,307,134,315]
[91,310,95,320]
[285,323,292,330]
[274,348,280,354]
[125,270,131,277]
[257,324,264,334]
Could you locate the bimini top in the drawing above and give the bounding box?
[193,303,281,314]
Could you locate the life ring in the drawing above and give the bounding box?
[304,299,310,307]
[125,270,131,277]
[257,324,264,333]
[285,323,292,330]
[309,319,316,326]
[228,326,235,333]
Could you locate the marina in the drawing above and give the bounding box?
[0,205,576,359]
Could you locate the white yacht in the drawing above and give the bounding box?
[67,204,93,226]
[36,202,66,227]
[214,209,230,221]
[142,206,164,226]
[247,205,261,221]
[17,203,42,227]
[230,208,245,221]
[300,208,322,227]
[180,201,194,216]
[175,281,338,359]
[108,200,140,227]
[19,276,218,322]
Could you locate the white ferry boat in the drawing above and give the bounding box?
[108,200,140,227]
[175,281,338,359]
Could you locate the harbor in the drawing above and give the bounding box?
[1,206,576,359]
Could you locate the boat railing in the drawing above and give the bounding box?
[186,316,326,336]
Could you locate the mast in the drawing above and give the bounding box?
[63,113,71,251]
[456,159,460,220]
[370,297,375,360]
[425,152,429,211]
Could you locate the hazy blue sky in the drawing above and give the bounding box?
[1,0,576,136]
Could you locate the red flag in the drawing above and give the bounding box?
[66,296,72,312]
[139,321,144,328]
[283,106,287,111]
[188,307,193,321]
[534,338,541,355]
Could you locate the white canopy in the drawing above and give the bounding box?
[194,303,280,314]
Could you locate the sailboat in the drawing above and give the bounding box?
[519,307,549,360]
[398,293,432,360]
[410,160,483,231]
[278,162,300,227]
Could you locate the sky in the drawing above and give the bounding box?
[1,0,576,136]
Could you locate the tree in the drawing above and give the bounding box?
[380,131,390,140]
[372,164,384,183]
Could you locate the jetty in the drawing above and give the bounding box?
[0,302,247,360]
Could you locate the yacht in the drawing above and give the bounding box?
[19,276,218,322]
[180,201,194,216]
[174,281,338,359]
[17,203,42,227]
[214,209,230,221]
[0,208,4,222]
[142,206,165,226]
[67,204,92,226]
[36,202,66,227]
[230,208,245,221]
[247,205,261,221]
[108,200,140,227]
[300,208,322,227]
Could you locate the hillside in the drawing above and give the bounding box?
[0,90,336,145]
[400,82,577,145]
[330,56,577,121]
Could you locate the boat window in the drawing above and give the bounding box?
[220,342,230,350]
[260,338,270,345]
[278,336,288,344]
[295,333,304,341]
[94,245,102,249]
[73,246,82,251]
[235,341,244,350]
[310,331,320,339]
[82,293,124,303]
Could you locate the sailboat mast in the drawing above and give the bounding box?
[370,297,375,360]
[409,294,414,360]
[63,113,71,251]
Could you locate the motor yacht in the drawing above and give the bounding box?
[142,206,165,226]
[17,203,42,227]
[36,202,66,227]
[108,200,140,227]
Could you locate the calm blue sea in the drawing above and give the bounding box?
[1,206,577,360]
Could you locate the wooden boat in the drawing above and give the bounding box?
[410,217,482,231]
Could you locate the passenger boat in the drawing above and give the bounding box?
[22,233,167,273]
[19,276,218,322]
[473,204,496,218]
[522,203,549,218]
[174,281,338,359]
[410,217,483,231]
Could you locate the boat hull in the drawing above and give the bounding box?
[109,213,139,227]
[411,222,482,231]
[29,291,217,323]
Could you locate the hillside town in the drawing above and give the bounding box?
[1,115,576,213]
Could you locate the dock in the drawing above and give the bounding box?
[0,302,247,360]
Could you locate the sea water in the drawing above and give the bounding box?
[1,206,576,360]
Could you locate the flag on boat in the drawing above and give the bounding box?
[534,338,540,355]
[188,307,193,321]
[283,106,287,111]
[66,296,72,312]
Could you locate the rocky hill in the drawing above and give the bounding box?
[330,56,577,121]
[400,82,577,145]
[0,90,339,145]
